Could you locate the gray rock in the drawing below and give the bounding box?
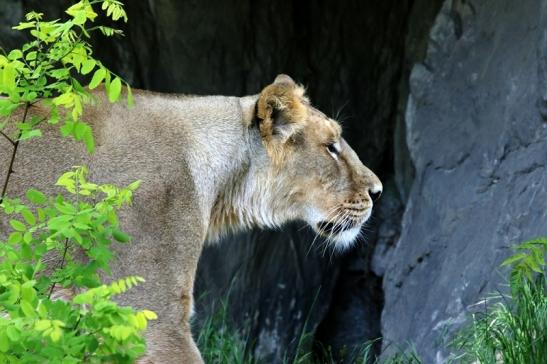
[380,0,547,362]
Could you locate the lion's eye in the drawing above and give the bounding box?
[326,142,340,158]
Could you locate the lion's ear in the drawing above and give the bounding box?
[256,75,307,150]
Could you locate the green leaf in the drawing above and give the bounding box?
[37,207,46,222]
[82,126,94,153]
[72,11,87,26]
[12,21,35,30]
[9,219,26,231]
[135,312,147,330]
[112,229,130,243]
[55,202,76,215]
[48,215,73,231]
[0,99,19,117]
[21,209,36,225]
[73,122,87,140]
[108,76,122,102]
[89,68,105,89]
[60,121,75,137]
[0,331,8,353]
[6,326,20,342]
[128,180,141,191]
[8,232,22,244]
[110,325,132,341]
[21,281,36,301]
[35,320,51,331]
[20,300,36,318]
[7,49,22,60]
[501,252,527,267]
[21,243,32,259]
[37,302,47,318]
[26,189,47,204]
[81,59,96,75]
[1,64,16,91]
[73,291,92,305]
[50,327,62,342]
[56,171,76,191]
[25,51,37,61]
[142,310,157,320]
[48,105,60,124]
[72,94,83,120]
[53,92,74,107]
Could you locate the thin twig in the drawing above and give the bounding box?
[0,102,30,203]
[0,130,15,145]
[47,237,70,299]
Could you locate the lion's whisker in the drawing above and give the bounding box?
[308,205,343,256]
[328,210,353,261]
[305,205,341,256]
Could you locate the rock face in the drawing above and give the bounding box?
[379,0,547,362]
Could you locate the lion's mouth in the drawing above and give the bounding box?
[317,220,359,235]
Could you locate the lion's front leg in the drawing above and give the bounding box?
[117,234,204,363]
[133,283,203,364]
[110,185,206,364]
[138,315,203,364]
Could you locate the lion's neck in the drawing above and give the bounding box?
[205,159,292,242]
[204,97,295,242]
[183,95,293,242]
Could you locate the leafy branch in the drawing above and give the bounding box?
[0,2,155,362]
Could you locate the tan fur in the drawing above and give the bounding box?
[256,78,308,165]
[0,75,381,363]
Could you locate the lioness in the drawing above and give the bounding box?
[0,75,381,363]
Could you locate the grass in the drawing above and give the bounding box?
[451,275,546,364]
[195,238,546,364]
[451,238,547,364]
[195,297,255,364]
[194,294,421,364]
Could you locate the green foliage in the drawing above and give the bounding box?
[379,349,422,364]
[0,0,132,153]
[196,295,254,364]
[0,2,155,362]
[501,237,546,296]
[451,237,547,364]
[195,293,416,364]
[307,340,380,364]
[0,167,155,362]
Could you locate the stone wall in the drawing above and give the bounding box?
[379,0,547,362]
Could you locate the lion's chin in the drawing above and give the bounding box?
[315,221,362,250]
[331,225,362,249]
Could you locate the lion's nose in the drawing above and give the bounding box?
[368,184,382,202]
[358,163,382,203]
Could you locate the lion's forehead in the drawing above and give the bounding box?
[306,107,342,141]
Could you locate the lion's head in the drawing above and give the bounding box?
[209,75,382,248]
[239,74,382,248]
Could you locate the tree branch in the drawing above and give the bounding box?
[47,237,70,299]
[0,102,30,203]
[0,130,15,145]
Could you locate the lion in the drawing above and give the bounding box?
[0,74,382,363]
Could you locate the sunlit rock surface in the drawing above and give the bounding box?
[380,1,547,362]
